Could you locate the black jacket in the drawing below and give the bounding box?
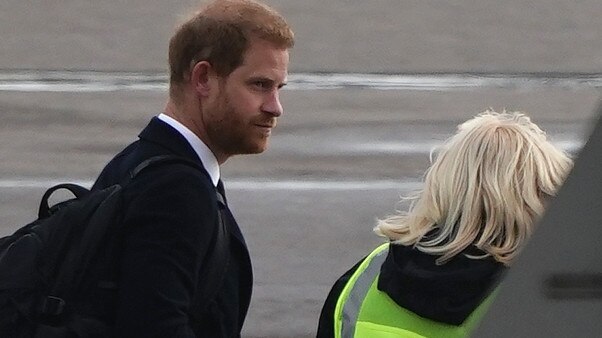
[317,243,504,337]
[91,117,252,337]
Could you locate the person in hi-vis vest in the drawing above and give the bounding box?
[317,110,574,338]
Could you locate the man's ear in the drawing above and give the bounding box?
[190,61,215,97]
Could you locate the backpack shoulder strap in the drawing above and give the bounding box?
[128,155,231,311]
[128,155,207,181]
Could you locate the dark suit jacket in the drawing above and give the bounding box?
[91,117,253,337]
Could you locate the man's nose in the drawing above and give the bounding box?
[262,91,283,117]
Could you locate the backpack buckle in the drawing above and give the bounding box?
[39,296,66,316]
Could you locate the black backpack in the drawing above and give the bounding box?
[0,155,230,337]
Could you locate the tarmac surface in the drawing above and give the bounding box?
[1,1,601,337]
[2,0,602,73]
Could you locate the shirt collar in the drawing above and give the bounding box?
[157,113,220,186]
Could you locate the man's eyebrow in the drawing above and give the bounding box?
[248,76,273,83]
[248,76,288,88]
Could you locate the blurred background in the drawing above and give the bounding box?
[1,1,601,337]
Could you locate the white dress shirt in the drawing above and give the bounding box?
[157,113,220,187]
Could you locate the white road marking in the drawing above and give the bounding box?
[0,71,600,92]
[0,179,422,191]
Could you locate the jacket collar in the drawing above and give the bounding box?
[157,113,220,186]
[139,116,201,162]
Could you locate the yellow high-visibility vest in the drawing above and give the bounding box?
[333,244,497,338]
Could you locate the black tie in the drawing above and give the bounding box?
[216,179,227,205]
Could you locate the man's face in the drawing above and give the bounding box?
[203,38,289,161]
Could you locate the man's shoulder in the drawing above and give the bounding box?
[94,140,213,193]
[114,154,218,219]
[131,159,214,192]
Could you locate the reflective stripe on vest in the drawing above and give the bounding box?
[341,244,389,337]
[334,243,390,338]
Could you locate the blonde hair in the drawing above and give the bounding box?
[375,110,573,266]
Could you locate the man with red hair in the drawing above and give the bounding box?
[92,1,294,336]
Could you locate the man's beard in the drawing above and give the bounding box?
[208,93,268,157]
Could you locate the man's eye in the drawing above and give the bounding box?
[255,82,267,88]
[252,81,272,90]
